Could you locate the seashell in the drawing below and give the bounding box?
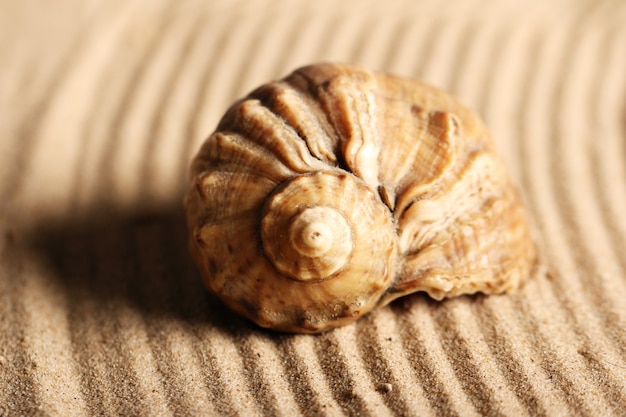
[184,63,536,333]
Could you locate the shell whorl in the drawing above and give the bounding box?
[185,63,536,333]
[262,172,366,282]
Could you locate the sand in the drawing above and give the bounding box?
[1,0,625,415]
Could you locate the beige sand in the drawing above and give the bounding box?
[1,0,625,415]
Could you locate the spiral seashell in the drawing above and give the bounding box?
[184,63,536,333]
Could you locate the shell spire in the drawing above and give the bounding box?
[185,63,536,333]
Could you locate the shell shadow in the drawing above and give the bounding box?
[21,203,252,336]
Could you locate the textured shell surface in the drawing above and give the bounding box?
[184,63,536,333]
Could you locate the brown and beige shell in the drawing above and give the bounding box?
[184,63,536,333]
